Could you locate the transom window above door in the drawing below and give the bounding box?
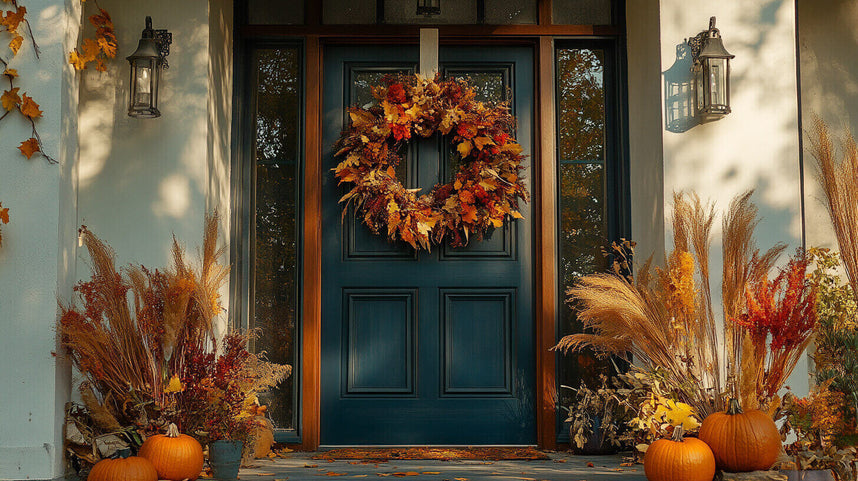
[243,0,615,26]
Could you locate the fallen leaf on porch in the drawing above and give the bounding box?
[552,459,566,463]
[586,463,594,468]
[305,464,319,468]
[325,472,349,476]
[619,462,634,467]
[421,472,441,475]
[352,475,369,477]
[610,468,624,472]
[453,478,468,480]
[392,472,420,477]
[257,473,276,476]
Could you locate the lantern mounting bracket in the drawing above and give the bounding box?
[154,30,172,69]
[687,16,717,71]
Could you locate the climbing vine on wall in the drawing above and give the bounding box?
[0,0,53,163]
[69,1,116,72]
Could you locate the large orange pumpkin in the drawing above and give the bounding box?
[644,435,716,481]
[88,456,157,481]
[138,423,205,481]
[697,398,781,472]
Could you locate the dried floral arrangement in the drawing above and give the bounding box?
[58,214,290,471]
[560,373,634,453]
[555,191,815,424]
[333,73,529,250]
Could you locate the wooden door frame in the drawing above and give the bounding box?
[232,0,627,451]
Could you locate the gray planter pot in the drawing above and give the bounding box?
[209,440,244,481]
[779,470,836,481]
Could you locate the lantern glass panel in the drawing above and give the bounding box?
[708,57,727,107]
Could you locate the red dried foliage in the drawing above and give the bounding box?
[733,251,818,403]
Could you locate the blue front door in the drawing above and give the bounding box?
[321,45,535,445]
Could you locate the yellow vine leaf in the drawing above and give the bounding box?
[3,68,17,78]
[1,6,26,33]
[20,94,42,119]
[9,34,23,55]
[18,138,39,159]
[1,87,20,111]
[69,50,87,70]
[0,203,8,224]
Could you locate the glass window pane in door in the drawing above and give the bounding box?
[384,0,478,24]
[484,0,537,24]
[252,46,301,432]
[246,0,305,24]
[552,0,612,25]
[323,0,378,24]
[555,47,612,435]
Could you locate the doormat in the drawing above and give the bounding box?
[313,447,550,461]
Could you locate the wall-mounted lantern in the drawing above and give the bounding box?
[689,17,734,122]
[126,16,172,118]
[417,0,441,17]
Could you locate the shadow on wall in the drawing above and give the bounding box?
[663,42,698,133]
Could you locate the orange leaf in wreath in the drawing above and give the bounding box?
[20,94,42,119]
[461,204,477,224]
[473,136,495,151]
[457,141,472,158]
[18,138,39,159]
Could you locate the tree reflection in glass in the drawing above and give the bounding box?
[253,47,300,431]
[556,49,613,425]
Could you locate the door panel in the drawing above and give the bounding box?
[321,45,534,445]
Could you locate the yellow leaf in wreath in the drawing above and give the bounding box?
[349,110,376,129]
[361,135,370,143]
[405,103,422,120]
[457,141,472,158]
[479,180,497,192]
[502,142,523,155]
[454,179,462,190]
[387,166,396,178]
[490,217,503,228]
[510,211,524,219]
[473,136,495,151]
[383,100,398,123]
[417,221,432,237]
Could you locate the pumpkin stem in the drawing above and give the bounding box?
[671,424,686,442]
[726,398,743,415]
[166,423,180,438]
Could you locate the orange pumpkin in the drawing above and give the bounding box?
[88,456,157,481]
[644,435,716,481]
[698,398,781,472]
[139,423,205,481]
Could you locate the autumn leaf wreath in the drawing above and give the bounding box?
[333,74,529,251]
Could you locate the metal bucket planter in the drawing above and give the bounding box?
[209,440,244,480]
[779,470,836,481]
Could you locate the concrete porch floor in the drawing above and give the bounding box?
[236,451,647,481]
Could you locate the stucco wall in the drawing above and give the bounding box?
[76,0,232,322]
[661,1,807,396]
[0,0,80,478]
[629,0,809,397]
[797,0,858,252]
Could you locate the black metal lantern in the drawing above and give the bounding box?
[417,0,440,17]
[126,16,171,118]
[690,17,734,122]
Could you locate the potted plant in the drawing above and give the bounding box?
[560,373,633,455]
[778,385,857,481]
